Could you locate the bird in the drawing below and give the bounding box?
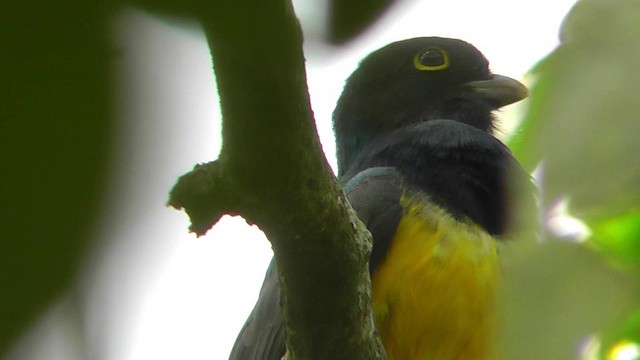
[229,37,532,359]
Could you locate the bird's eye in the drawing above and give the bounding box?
[414,47,449,71]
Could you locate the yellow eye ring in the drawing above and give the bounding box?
[413,47,449,71]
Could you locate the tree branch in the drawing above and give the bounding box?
[168,1,386,358]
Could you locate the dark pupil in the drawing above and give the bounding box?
[419,49,445,67]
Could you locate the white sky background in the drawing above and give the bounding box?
[8,1,578,359]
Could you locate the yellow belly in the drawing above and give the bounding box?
[371,199,499,360]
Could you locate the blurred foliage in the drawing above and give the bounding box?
[0,0,113,355]
[599,308,640,359]
[131,0,400,44]
[327,0,398,43]
[507,0,640,358]
[511,0,640,220]
[590,212,640,271]
[499,240,639,360]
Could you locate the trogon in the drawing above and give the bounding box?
[229,37,532,359]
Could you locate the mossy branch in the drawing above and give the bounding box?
[166,1,386,358]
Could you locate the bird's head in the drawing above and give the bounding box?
[333,37,528,175]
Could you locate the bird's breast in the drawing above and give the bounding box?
[371,197,499,360]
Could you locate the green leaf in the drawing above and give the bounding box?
[1,1,112,355]
[511,0,640,220]
[499,240,640,360]
[589,212,640,270]
[504,1,640,359]
[598,308,640,359]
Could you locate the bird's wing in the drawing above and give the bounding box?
[228,169,402,360]
[228,260,285,360]
[343,167,404,272]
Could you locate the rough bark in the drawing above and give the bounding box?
[167,1,387,358]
